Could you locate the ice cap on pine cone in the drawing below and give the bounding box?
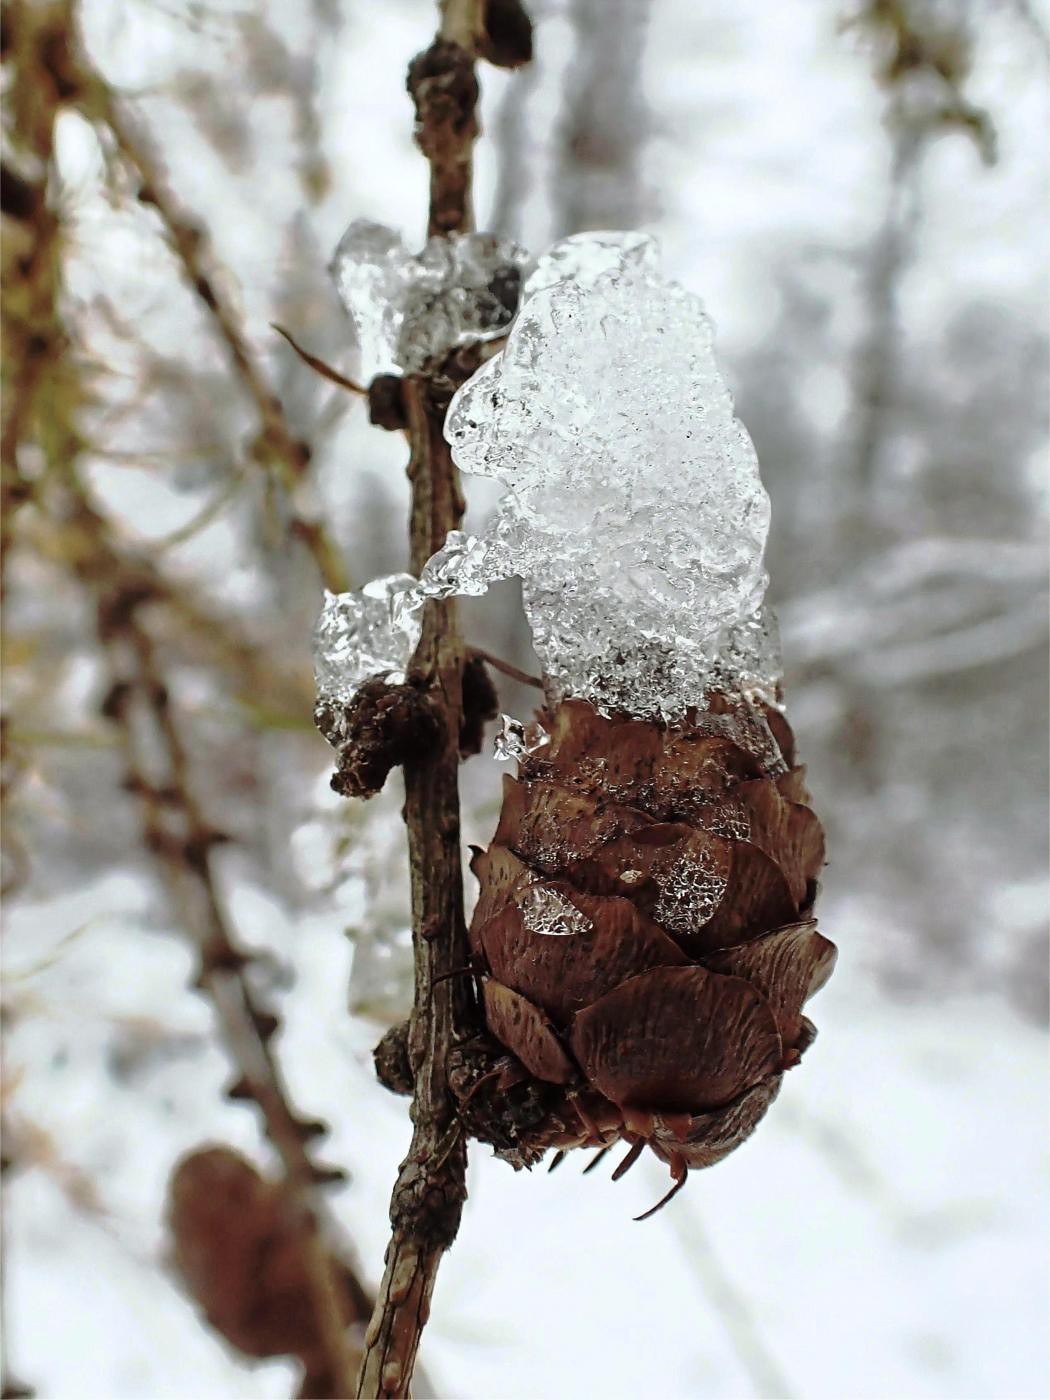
[314,230,781,729]
[439,234,835,1208]
[441,229,780,721]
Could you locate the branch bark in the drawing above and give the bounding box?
[354,5,485,1396]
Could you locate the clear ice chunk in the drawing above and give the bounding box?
[313,536,510,721]
[317,230,782,727]
[493,714,551,762]
[418,531,496,600]
[442,231,782,720]
[523,229,660,298]
[313,574,422,710]
[517,885,592,938]
[331,219,533,379]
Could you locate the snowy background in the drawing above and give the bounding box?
[3,1,1048,1397]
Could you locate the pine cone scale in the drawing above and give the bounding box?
[569,964,784,1114]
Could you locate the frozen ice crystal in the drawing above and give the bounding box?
[417,530,496,600]
[523,229,660,298]
[331,219,533,379]
[492,714,551,762]
[654,850,729,935]
[517,885,593,938]
[441,231,781,720]
[313,537,513,720]
[313,574,422,709]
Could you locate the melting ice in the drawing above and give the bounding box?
[441,231,781,718]
[315,229,782,726]
[330,219,532,379]
[518,885,593,938]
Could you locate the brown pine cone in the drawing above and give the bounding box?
[461,696,836,1216]
[167,1147,366,1396]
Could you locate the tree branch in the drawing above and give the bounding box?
[62,485,364,1398]
[81,73,350,594]
[354,5,487,1395]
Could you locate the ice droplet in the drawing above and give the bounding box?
[331,219,533,379]
[518,885,593,937]
[442,231,782,720]
[493,714,551,762]
[654,851,729,934]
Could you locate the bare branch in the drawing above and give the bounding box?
[67,483,363,1397]
[80,72,350,592]
[354,5,495,1393]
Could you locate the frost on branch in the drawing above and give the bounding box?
[443,231,781,720]
[330,218,532,378]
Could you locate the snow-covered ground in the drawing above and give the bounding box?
[5,875,1048,1398]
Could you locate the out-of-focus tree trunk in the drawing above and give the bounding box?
[554,0,651,234]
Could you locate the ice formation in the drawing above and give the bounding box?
[517,885,593,938]
[492,713,552,762]
[313,574,421,706]
[441,231,781,719]
[330,219,533,378]
[314,229,782,728]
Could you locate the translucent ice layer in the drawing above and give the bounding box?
[517,885,593,938]
[330,219,533,378]
[441,231,781,719]
[313,574,421,708]
[493,714,551,762]
[315,231,781,727]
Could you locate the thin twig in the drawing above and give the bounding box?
[468,646,543,690]
[354,5,487,1396]
[271,323,368,397]
[80,74,350,593]
[2,8,366,1389]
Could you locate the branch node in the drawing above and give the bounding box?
[319,678,445,800]
[368,374,409,432]
[374,1022,414,1097]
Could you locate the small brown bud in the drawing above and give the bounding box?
[478,0,534,69]
[374,1021,413,1097]
[367,374,407,431]
[323,678,444,799]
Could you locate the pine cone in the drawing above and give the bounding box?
[167,1147,366,1397]
[461,696,835,1215]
